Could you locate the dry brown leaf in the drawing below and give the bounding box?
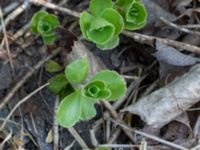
[122,64,200,128]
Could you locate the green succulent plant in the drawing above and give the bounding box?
[55,57,127,127]
[31,11,60,44]
[115,0,147,30]
[80,0,124,50]
[79,0,147,50]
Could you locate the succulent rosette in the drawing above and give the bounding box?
[31,11,60,44]
[80,0,124,50]
[115,0,147,30]
[56,57,127,127]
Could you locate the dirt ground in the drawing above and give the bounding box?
[1,0,200,150]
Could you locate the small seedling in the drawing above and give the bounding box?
[55,57,127,127]
[31,11,60,44]
[115,0,147,30]
[79,0,147,50]
[80,0,124,50]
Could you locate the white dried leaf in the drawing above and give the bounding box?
[153,41,198,66]
[122,64,200,128]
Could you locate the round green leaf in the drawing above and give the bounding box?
[97,36,119,50]
[92,70,126,100]
[56,90,82,127]
[87,18,114,45]
[79,11,93,39]
[45,60,62,73]
[89,0,113,16]
[31,11,48,34]
[65,57,89,84]
[80,97,96,120]
[101,8,124,35]
[83,80,111,99]
[48,74,68,94]
[40,14,60,36]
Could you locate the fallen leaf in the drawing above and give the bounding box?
[153,41,198,66]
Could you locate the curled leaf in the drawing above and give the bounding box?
[87,17,115,45]
[83,80,111,99]
[65,57,89,83]
[115,0,147,30]
[92,70,126,100]
[101,8,124,35]
[31,11,60,44]
[89,0,113,16]
[97,36,119,50]
[31,11,48,34]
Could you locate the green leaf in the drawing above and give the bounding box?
[80,97,96,120]
[101,8,124,35]
[31,11,60,45]
[83,80,111,99]
[31,11,48,34]
[39,14,60,36]
[92,70,126,100]
[115,0,147,30]
[58,84,74,100]
[48,74,68,94]
[79,11,93,39]
[87,17,114,45]
[43,34,58,45]
[45,60,62,73]
[56,90,82,127]
[97,36,119,50]
[65,57,89,83]
[89,0,113,16]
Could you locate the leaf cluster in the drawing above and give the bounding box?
[31,11,60,45]
[47,57,127,127]
[80,0,147,50]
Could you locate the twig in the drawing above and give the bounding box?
[111,119,189,150]
[160,17,200,36]
[0,48,61,110]
[123,30,200,54]
[29,0,80,18]
[0,8,15,74]
[53,96,59,150]
[0,83,49,131]
[98,144,139,148]
[2,1,19,16]
[0,4,26,32]
[67,127,89,149]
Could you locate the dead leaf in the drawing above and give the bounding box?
[122,64,200,128]
[45,129,53,144]
[153,41,198,66]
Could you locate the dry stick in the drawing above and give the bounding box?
[0,48,61,110]
[53,96,59,150]
[0,83,49,131]
[0,8,15,74]
[29,0,80,18]
[123,30,200,54]
[67,127,89,149]
[2,1,19,16]
[160,17,200,36]
[0,4,26,32]
[111,119,188,150]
